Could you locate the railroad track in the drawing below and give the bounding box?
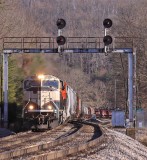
[0,122,79,159]
[0,131,40,151]
[0,130,32,141]
[0,120,105,160]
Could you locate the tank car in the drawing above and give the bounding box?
[22,74,81,130]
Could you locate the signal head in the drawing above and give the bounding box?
[56,19,66,29]
[103,35,113,46]
[103,19,112,28]
[56,36,66,45]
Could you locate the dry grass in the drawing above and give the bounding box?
[139,137,147,146]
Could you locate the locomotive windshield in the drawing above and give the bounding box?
[24,80,41,90]
[42,80,59,89]
[24,79,59,91]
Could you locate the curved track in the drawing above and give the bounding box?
[0,120,104,160]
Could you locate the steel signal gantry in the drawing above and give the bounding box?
[1,19,135,128]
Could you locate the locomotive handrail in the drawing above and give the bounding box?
[22,99,31,118]
[50,100,59,121]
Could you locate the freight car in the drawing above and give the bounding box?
[95,108,112,118]
[88,107,95,117]
[22,74,83,130]
[81,106,95,119]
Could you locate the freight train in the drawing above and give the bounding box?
[22,74,93,130]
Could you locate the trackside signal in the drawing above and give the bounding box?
[56,19,66,29]
[103,35,112,46]
[56,36,66,45]
[103,19,113,53]
[103,19,112,28]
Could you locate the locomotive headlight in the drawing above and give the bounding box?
[28,105,34,110]
[47,105,53,110]
[38,74,45,79]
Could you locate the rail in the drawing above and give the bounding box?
[0,121,105,160]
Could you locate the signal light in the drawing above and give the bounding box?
[56,19,66,29]
[103,35,112,46]
[103,19,113,54]
[56,36,66,45]
[103,19,112,28]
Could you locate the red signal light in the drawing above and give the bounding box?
[56,36,66,45]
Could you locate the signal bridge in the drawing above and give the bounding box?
[1,19,135,128]
[3,36,133,54]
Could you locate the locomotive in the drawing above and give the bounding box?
[22,74,82,130]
